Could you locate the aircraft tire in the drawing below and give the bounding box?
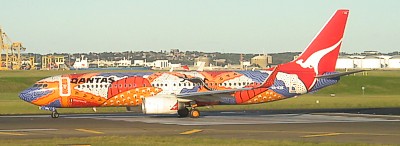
[178,108,189,117]
[189,109,200,118]
[51,112,59,118]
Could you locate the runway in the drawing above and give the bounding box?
[1,108,400,144]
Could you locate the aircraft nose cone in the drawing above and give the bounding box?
[19,87,52,103]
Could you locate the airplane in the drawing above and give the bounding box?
[19,9,359,118]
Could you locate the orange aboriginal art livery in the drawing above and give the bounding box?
[19,9,354,119]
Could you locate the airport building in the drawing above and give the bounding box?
[147,60,169,69]
[250,55,272,69]
[335,56,354,68]
[114,58,131,67]
[194,57,211,67]
[387,55,400,68]
[336,54,400,69]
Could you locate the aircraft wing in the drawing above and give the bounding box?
[177,65,280,101]
[315,70,365,79]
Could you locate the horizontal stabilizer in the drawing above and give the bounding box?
[315,70,365,79]
[258,65,280,88]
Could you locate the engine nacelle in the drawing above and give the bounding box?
[141,94,179,114]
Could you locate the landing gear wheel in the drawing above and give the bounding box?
[51,111,59,118]
[178,108,189,117]
[189,109,200,118]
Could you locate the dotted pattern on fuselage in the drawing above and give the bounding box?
[28,71,309,108]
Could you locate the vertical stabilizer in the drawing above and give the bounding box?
[280,9,349,89]
[294,9,349,75]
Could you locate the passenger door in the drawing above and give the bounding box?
[59,77,71,96]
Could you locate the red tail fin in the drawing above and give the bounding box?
[279,9,349,89]
[294,9,349,75]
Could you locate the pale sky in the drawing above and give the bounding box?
[1,0,399,54]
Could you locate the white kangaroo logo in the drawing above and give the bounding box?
[296,39,342,75]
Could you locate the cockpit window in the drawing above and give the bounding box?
[33,84,48,88]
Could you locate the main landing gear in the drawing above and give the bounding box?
[178,108,189,117]
[177,103,200,118]
[189,108,200,118]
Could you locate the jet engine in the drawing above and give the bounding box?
[141,94,179,114]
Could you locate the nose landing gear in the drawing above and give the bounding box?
[51,111,60,118]
[40,106,60,118]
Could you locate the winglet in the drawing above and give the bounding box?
[182,65,190,71]
[258,65,280,88]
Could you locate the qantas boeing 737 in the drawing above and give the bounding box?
[19,9,359,118]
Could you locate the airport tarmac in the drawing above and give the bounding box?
[1,108,400,144]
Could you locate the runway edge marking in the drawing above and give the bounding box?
[0,132,26,136]
[0,128,58,132]
[301,133,342,138]
[75,129,104,134]
[180,129,203,135]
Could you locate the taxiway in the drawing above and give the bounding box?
[1,108,400,144]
